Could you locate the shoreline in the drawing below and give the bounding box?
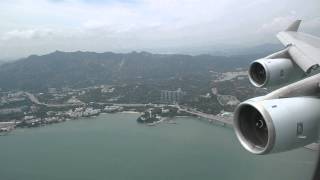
[120,111,142,114]
[3,111,319,152]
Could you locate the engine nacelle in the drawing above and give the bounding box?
[249,58,304,88]
[233,97,320,154]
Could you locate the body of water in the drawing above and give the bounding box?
[0,113,317,180]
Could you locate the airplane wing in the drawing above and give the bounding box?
[233,20,320,155]
[277,20,320,73]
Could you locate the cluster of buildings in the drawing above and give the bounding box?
[13,105,124,128]
[160,88,186,104]
[65,107,101,118]
[0,87,126,129]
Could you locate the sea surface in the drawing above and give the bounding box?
[0,113,317,180]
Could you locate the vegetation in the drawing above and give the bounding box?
[0,51,271,122]
[0,51,258,91]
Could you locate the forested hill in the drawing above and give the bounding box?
[0,51,262,91]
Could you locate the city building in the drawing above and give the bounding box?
[160,88,185,104]
[48,88,57,94]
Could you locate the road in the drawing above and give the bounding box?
[25,92,75,108]
[177,106,233,125]
[25,92,42,105]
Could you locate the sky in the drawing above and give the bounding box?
[0,0,319,59]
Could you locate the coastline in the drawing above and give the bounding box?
[120,111,142,114]
[2,107,319,152]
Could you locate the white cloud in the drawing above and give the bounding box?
[257,15,320,37]
[258,15,297,33]
[1,28,55,40]
[0,0,319,59]
[304,17,320,35]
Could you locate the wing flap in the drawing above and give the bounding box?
[288,46,317,72]
[277,31,320,73]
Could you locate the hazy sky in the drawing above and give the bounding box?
[0,0,319,59]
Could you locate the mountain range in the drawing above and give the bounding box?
[0,50,270,91]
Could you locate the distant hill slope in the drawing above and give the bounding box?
[0,51,262,91]
[0,60,8,66]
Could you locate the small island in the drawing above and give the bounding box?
[137,106,191,125]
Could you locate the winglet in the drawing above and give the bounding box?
[285,20,302,32]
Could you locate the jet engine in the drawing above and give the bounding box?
[233,97,320,154]
[249,58,304,88]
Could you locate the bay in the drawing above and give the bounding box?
[0,113,317,180]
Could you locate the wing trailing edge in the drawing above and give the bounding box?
[277,20,320,73]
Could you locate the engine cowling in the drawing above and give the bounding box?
[233,96,320,154]
[249,58,304,88]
